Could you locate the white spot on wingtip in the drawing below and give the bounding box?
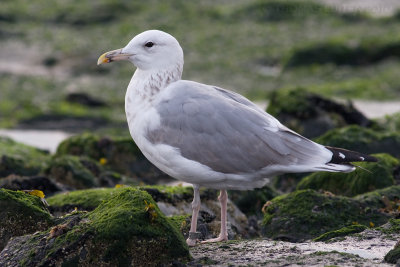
[360,156,365,161]
[339,152,345,159]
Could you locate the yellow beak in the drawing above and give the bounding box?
[97,48,133,65]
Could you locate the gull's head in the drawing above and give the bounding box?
[97,30,184,71]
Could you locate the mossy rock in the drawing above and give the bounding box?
[44,155,99,189]
[384,242,400,264]
[0,137,49,178]
[315,125,400,158]
[0,188,53,250]
[56,133,173,184]
[287,39,400,67]
[376,219,400,236]
[0,188,191,266]
[233,1,364,22]
[355,185,400,210]
[297,154,399,196]
[266,88,370,138]
[262,189,388,242]
[313,224,367,242]
[228,185,279,216]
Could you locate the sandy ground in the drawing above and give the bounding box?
[0,129,71,153]
[190,228,398,266]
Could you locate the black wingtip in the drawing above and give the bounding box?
[325,146,378,164]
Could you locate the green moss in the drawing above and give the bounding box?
[286,38,400,67]
[376,219,400,235]
[5,188,190,266]
[0,137,49,177]
[168,214,191,232]
[384,244,400,264]
[139,185,195,202]
[313,224,367,242]
[267,88,314,119]
[87,188,190,264]
[297,154,398,196]
[47,188,119,211]
[0,188,53,250]
[233,1,366,22]
[355,185,400,208]
[315,125,400,158]
[56,133,150,178]
[377,113,400,132]
[262,189,388,241]
[44,155,99,189]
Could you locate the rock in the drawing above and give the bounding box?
[297,153,399,196]
[355,185,400,211]
[228,185,279,216]
[266,88,371,138]
[383,220,400,264]
[66,92,107,107]
[0,188,191,266]
[44,155,100,189]
[0,188,53,251]
[315,125,400,158]
[384,243,400,264]
[0,175,64,196]
[262,189,389,242]
[16,114,113,132]
[56,133,174,184]
[0,136,49,178]
[272,172,308,193]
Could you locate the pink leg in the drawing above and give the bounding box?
[202,189,228,243]
[186,185,201,246]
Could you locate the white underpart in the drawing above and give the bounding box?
[339,152,346,159]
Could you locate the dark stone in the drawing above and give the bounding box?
[267,88,371,138]
[66,92,107,107]
[0,175,64,196]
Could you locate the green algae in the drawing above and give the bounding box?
[313,224,367,242]
[355,185,400,209]
[376,219,400,235]
[55,133,170,183]
[384,243,400,264]
[44,155,99,189]
[0,188,53,250]
[0,136,49,177]
[262,189,388,241]
[297,153,399,196]
[47,188,119,212]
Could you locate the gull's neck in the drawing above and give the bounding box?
[126,63,183,101]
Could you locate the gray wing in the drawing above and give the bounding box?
[147,81,331,174]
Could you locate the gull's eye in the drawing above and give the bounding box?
[145,42,154,48]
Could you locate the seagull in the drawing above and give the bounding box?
[97,30,377,246]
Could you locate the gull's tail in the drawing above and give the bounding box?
[325,146,378,164]
[309,146,378,174]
